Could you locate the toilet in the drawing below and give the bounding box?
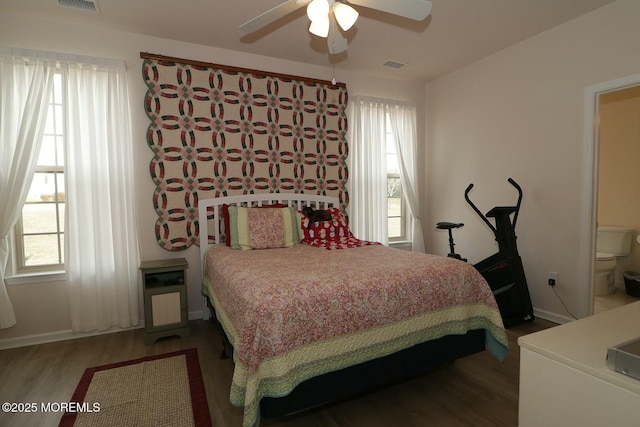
[594,226,635,295]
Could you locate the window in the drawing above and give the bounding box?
[15,73,65,273]
[349,96,420,248]
[386,115,406,241]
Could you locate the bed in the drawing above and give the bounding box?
[198,193,508,427]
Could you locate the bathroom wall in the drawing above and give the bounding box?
[598,84,640,282]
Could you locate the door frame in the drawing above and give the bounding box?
[580,73,640,315]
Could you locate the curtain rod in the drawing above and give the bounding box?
[351,95,415,108]
[2,46,126,69]
[139,52,346,88]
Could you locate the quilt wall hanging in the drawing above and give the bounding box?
[141,53,349,251]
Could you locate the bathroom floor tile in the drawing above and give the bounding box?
[594,289,639,314]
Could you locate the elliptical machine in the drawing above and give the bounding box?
[436,178,534,327]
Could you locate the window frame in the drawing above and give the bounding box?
[385,115,408,242]
[14,72,66,275]
[387,171,407,242]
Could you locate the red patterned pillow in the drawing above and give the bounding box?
[300,207,381,250]
[301,207,351,242]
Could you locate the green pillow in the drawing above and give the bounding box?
[228,206,301,250]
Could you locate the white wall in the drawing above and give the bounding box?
[0,12,424,343]
[424,0,640,322]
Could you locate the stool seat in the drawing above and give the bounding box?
[436,222,464,230]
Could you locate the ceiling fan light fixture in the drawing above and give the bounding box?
[307,0,329,21]
[333,3,358,31]
[240,0,433,56]
[309,16,330,38]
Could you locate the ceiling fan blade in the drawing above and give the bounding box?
[239,1,306,34]
[348,0,432,21]
[327,16,348,54]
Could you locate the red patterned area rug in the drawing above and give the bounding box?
[59,348,211,427]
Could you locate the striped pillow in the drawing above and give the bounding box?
[228,206,301,250]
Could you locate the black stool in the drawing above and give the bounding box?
[436,222,467,262]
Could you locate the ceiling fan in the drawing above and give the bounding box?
[239,0,433,54]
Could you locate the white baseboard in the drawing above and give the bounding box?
[0,325,143,351]
[0,309,204,350]
[533,307,575,325]
[188,309,203,322]
[0,306,567,351]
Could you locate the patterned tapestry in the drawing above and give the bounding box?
[142,54,349,251]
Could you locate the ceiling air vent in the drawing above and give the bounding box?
[58,0,101,13]
[383,60,407,69]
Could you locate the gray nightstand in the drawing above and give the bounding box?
[140,258,189,344]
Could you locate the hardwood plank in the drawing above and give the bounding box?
[0,318,556,427]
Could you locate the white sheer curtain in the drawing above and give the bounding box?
[348,96,389,245]
[348,96,424,251]
[388,103,425,252]
[0,48,56,329]
[61,57,141,333]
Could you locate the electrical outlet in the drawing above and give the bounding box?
[548,271,558,287]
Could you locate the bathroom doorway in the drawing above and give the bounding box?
[594,85,640,313]
[584,76,640,315]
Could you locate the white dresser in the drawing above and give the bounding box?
[518,301,640,427]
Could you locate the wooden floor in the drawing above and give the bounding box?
[0,318,556,427]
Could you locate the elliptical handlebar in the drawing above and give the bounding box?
[507,178,523,230]
[465,178,523,233]
[464,183,497,234]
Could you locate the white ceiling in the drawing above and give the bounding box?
[4,0,617,82]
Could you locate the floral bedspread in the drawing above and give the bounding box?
[202,244,508,427]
